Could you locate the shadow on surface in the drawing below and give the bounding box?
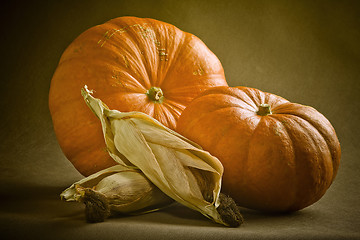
[0,182,317,230]
[237,206,319,228]
[0,182,80,219]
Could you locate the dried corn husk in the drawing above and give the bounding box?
[80,86,237,226]
[61,165,174,222]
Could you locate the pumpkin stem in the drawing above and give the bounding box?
[257,104,272,116]
[146,87,164,103]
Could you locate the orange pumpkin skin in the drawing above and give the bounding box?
[49,17,227,176]
[177,86,341,212]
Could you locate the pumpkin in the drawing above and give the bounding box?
[176,86,341,212]
[49,16,228,176]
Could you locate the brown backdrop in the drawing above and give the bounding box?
[1,0,359,239]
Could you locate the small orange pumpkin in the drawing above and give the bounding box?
[49,17,227,176]
[177,86,341,212]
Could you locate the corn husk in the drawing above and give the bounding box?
[61,165,173,216]
[80,86,229,226]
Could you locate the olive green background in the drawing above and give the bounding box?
[1,0,359,239]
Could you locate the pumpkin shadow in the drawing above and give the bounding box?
[237,206,315,226]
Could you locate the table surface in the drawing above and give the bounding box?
[1,1,359,239]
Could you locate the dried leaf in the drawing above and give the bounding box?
[81,86,230,226]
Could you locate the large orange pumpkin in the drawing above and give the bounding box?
[49,17,227,176]
[176,86,341,212]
